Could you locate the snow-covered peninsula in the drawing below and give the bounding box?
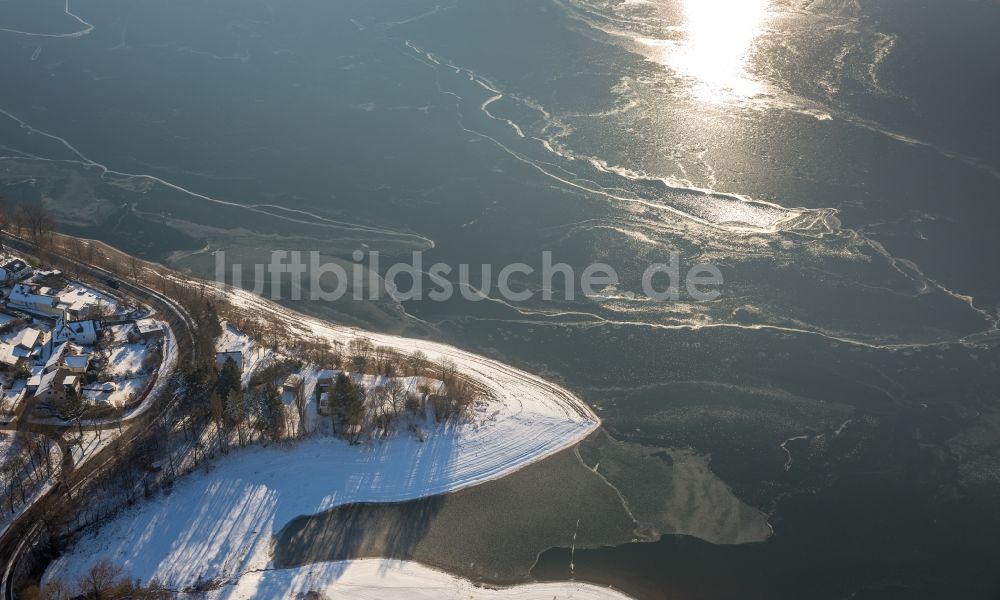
[44,285,608,597]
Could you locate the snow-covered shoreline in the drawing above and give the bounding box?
[44,286,603,595]
[198,559,632,600]
[222,286,598,423]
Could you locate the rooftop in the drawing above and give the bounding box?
[1,259,29,273]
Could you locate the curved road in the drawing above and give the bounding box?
[0,234,198,599]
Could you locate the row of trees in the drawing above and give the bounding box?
[166,357,290,470]
[210,358,287,449]
[323,345,483,442]
[197,309,485,443]
[0,433,58,515]
[0,198,57,246]
[22,559,169,600]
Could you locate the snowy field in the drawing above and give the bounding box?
[45,286,601,594]
[198,559,632,600]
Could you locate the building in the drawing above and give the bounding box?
[216,351,243,372]
[57,285,114,320]
[0,259,32,283]
[42,341,69,374]
[40,341,90,374]
[13,327,48,354]
[63,374,81,394]
[0,327,49,368]
[29,368,81,403]
[53,317,101,346]
[7,284,61,316]
[318,392,332,416]
[316,369,337,390]
[130,319,165,342]
[0,343,25,370]
[63,353,92,375]
[0,346,22,370]
[282,373,306,432]
[315,370,338,416]
[60,296,97,320]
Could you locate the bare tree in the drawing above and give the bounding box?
[447,376,480,417]
[9,203,24,237]
[373,345,394,374]
[406,350,428,376]
[206,390,226,450]
[18,203,56,243]
[368,384,391,434]
[64,235,86,261]
[88,300,116,320]
[1,455,23,513]
[386,378,406,418]
[128,254,142,283]
[439,358,458,383]
[20,577,72,600]
[348,338,374,373]
[82,239,97,265]
[76,559,123,599]
[414,381,432,414]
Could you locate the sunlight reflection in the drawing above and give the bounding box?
[647,0,771,102]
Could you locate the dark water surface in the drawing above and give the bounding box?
[272,444,636,584]
[2,0,1000,597]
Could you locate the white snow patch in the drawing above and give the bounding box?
[199,559,633,600]
[216,324,254,357]
[105,343,150,376]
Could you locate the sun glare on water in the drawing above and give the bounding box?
[644,0,771,102]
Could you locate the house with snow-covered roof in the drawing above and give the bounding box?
[57,285,114,320]
[316,369,337,388]
[40,341,89,375]
[13,327,48,353]
[28,368,81,403]
[0,343,26,369]
[7,283,61,316]
[0,326,50,368]
[0,258,32,283]
[63,353,91,375]
[42,341,69,374]
[53,316,102,346]
[130,318,165,342]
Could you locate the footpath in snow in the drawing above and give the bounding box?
[45,286,601,594]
